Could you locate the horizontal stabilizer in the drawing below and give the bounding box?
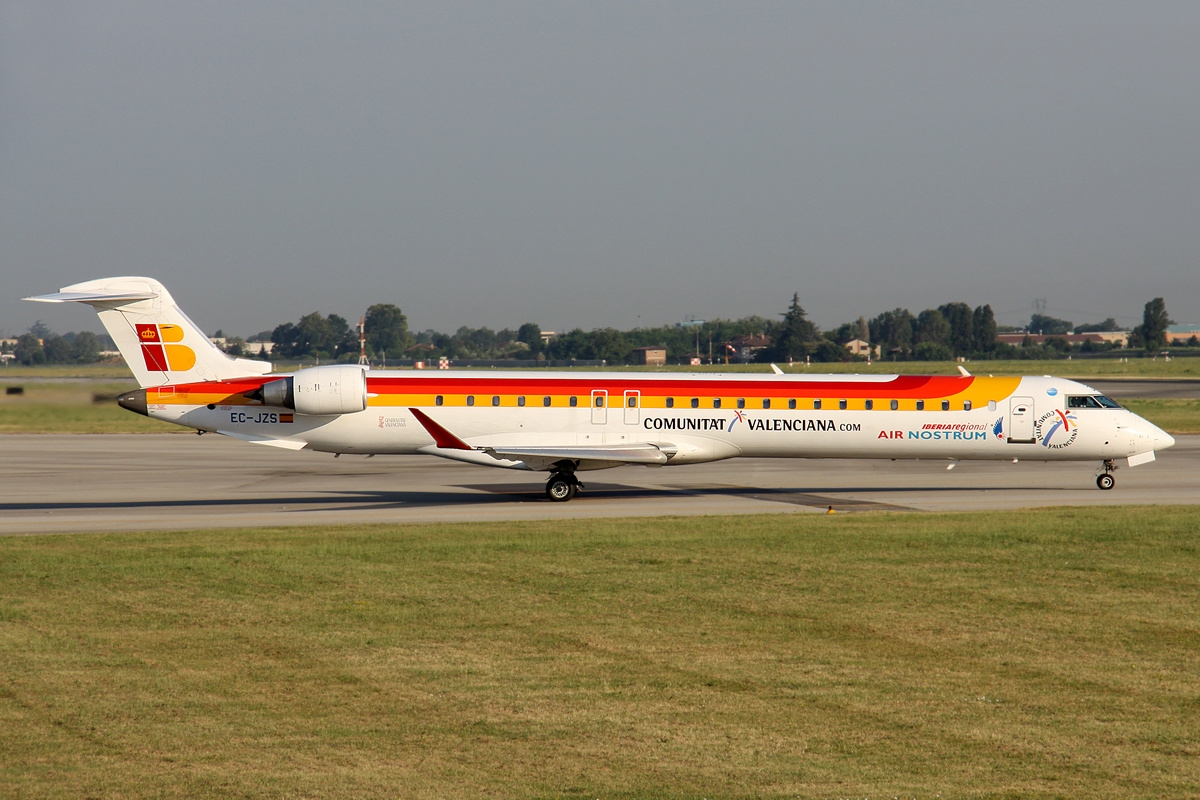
[25,289,158,305]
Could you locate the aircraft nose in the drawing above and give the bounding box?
[1155,427,1176,451]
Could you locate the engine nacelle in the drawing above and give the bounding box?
[259,365,368,416]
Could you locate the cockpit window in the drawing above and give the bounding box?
[1067,395,1121,409]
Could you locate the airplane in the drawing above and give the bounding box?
[27,277,1175,501]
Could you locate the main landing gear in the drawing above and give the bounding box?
[1096,459,1117,490]
[546,471,584,502]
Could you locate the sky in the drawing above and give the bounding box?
[3,1,1198,340]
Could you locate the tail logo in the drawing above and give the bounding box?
[135,324,196,371]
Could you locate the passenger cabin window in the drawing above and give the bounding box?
[666,397,675,408]
[569,396,578,407]
[838,399,847,410]
[713,398,722,409]
[963,400,972,411]
[941,400,950,411]
[762,399,771,409]
[916,400,925,411]
[543,396,551,407]
[467,396,475,407]
[594,396,603,408]
[813,399,821,410]
[435,395,443,406]
[987,400,996,411]
[864,399,873,410]
[517,396,525,407]
[890,400,898,411]
[492,396,500,406]
[737,398,745,409]
[788,398,797,409]
[1069,395,1121,409]
[691,398,699,408]
[627,396,636,408]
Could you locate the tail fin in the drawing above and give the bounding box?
[25,276,272,387]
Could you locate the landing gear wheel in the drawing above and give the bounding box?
[1097,473,1115,491]
[546,475,577,502]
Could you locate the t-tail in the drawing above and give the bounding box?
[25,276,272,387]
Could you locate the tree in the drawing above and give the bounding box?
[42,334,74,363]
[811,339,851,362]
[1135,297,1173,352]
[364,303,408,358]
[14,333,45,365]
[516,323,542,350]
[831,321,863,344]
[913,341,955,361]
[1028,313,1072,335]
[938,303,974,356]
[972,305,998,354]
[765,293,820,361]
[1075,318,1120,334]
[271,312,357,359]
[869,308,915,357]
[71,331,102,363]
[915,308,951,347]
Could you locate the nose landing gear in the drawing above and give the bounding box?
[1096,459,1116,490]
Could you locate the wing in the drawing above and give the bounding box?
[408,408,671,471]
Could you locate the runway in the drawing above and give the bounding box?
[3,433,1197,535]
[1086,378,1200,399]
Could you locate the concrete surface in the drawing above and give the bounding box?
[2,433,1196,535]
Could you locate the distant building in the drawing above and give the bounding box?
[840,338,880,358]
[1166,325,1200,344]
[632,345,667,366]
[730,334,771,362]
[995,332,1129,347]
[242,341,275,356]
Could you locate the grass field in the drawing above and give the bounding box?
[1121,398,1200,434]
[2,510,1198,798]
[0,380,176,433]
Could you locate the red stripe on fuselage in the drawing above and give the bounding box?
[366,375,971,399]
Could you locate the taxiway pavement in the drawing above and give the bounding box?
[2,434,1196,535]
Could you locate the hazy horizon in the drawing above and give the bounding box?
[4,3,1198,339]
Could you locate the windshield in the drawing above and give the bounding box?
[1067,395,1122,409]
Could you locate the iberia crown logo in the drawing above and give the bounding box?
[134,323,196,371]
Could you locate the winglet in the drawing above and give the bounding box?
[957,365,971,377]
[770,363,784,375]
[408,408,473,450]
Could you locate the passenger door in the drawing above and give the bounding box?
[1008,397,1035,443]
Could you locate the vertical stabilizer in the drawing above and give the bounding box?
[25,276,272,387]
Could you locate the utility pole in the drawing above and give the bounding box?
[358,317,369,366]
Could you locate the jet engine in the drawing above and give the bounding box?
[257,364,368,416]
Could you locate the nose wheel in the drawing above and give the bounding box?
[1096,459,1116,490]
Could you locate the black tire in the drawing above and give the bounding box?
[546,476,577,502]
[1097,473,1115,490]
